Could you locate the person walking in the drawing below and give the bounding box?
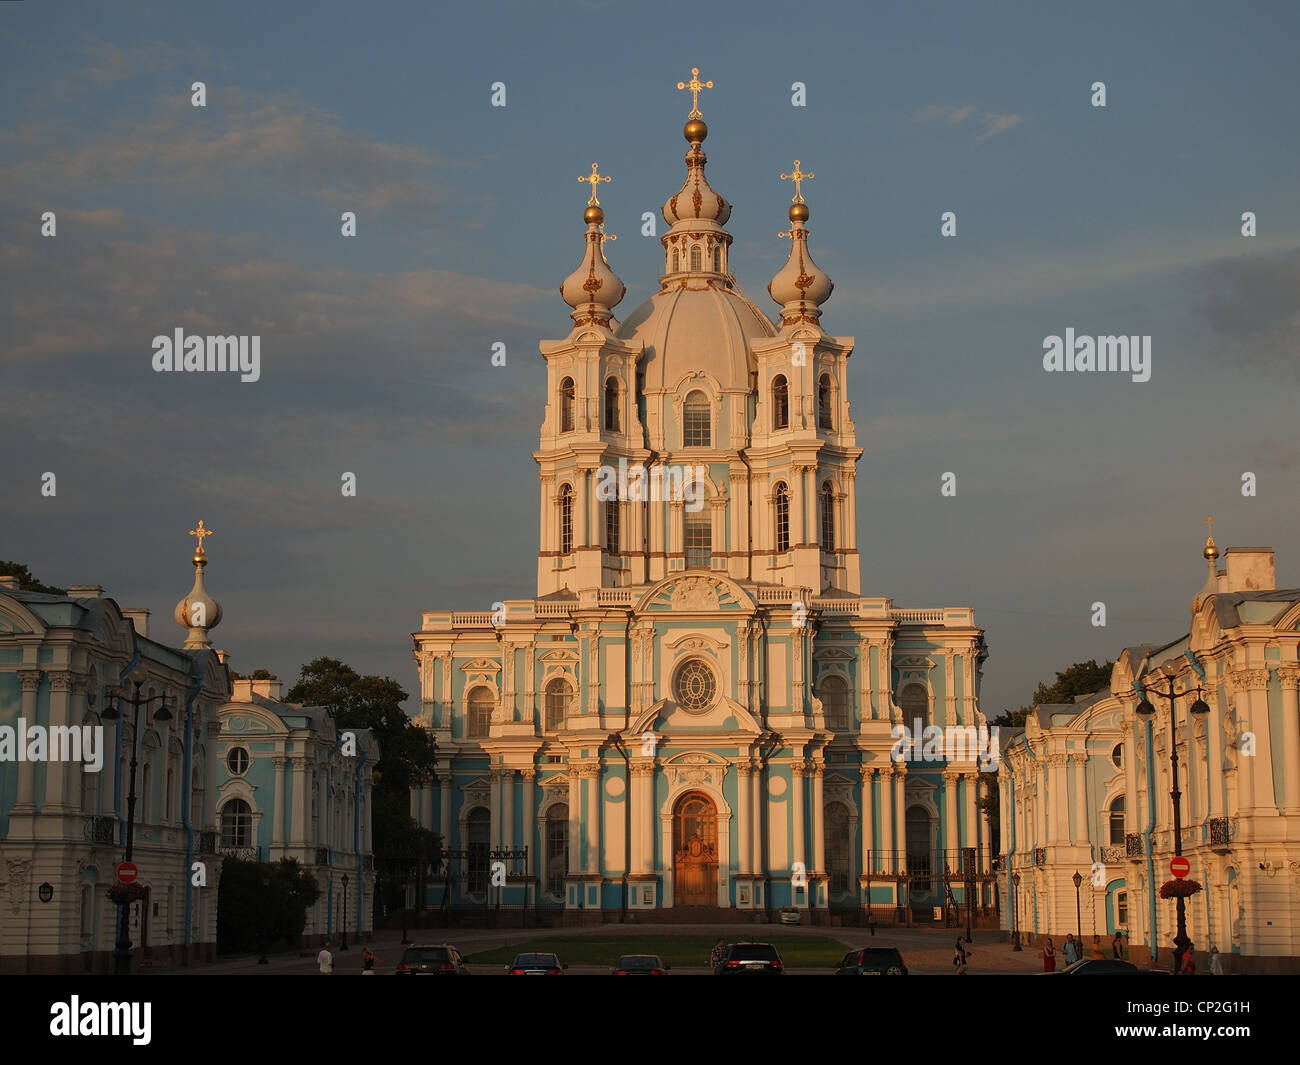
[1062,933,1079,967]
[362,947,378,975]
[953,937,969,974]
[1180,943,1196,975]
[709,937,727,974]
[317,939,334,975]
[1209,946,1224,975]
[1112,930,1125,959]
[868,912,877,937]
[1042,937,1056,973]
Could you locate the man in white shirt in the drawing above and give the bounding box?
[317,939,334,974]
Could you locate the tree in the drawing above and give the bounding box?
[286,657,439,859]
[0,561,65,595]
[217,857,320,954]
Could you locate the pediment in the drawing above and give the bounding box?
[629,695,763,737]
[460,658,501,673]
[634,574,756,615]
[813,647,855,661]
[538,649,579,664]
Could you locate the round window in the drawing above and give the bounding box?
[673,659,717,713]
[226,746,250,775]
[1111,743,1123,769]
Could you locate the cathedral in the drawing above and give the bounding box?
[412,71,994,923]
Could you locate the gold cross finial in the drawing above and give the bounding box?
[780,159,814,203]
[189,520,213,555]
[598,227,616,260]
[578,162,611,206]
[676,66,714,119]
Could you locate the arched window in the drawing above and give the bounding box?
[772,375,789,429]
[559,377,575,433]
[559,484,574,555]
[467,808,490,892]
[690,245,701,271]
[545,803,568,895]
[820,674,849,731]
[220,798,252,849]
[1116,890,1129,927]
[604,377,620,432]
[774,482,790,552]
[713,246,721,272]
[1108,796,1125,845]
[605,499,619,554]
[818,374,833,429]
[820,480,835,552]
[466,687,492,739]
[685,511,711,569]
[825,803,852,893]
[899,683,929,733]
[545,678,570,731]
[683,390,710,447]
[672,248,680,272]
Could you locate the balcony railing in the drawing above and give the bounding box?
[218,845,265,863]
[316,847,330,865]
[84,815,116,844]
[1033,847,1046,867]
[198,830,218,855]
[1209,817,1231,850]
[1099,845,1124,864]
[1125,833,1143,859]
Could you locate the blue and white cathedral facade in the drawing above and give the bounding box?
[412,82,994,923]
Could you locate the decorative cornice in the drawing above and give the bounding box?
[17,670,42,693]
[1276,666,1300,688]
[48,671,77,692]
[520,769,537,782]
[1230,668,1270,692]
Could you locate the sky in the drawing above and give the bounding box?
[2,0,1297,715]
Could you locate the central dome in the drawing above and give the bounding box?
[616,282,776,393]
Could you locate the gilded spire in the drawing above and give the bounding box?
[188,519,213,561]
[176,521,222,649]
[560,163,625,327]
[780,160,815,204]
[1193,515,1221,612]
[676,66,713,119]
[769,158,833,326]
[578,162,611,207]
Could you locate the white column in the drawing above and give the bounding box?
[791,466,806,546]
[489,769,501,850]
[272,757,287,850]
[860,767,875,875]
[521,770,536,874]
[1205,683,1225,819]
[585,764,601,875]
[964,771,978,855]
[577,469,589,547]
[290,755,307,845]
[892,768,905,875]
[567,771,581,873]
[1278,667,1300,815]
[879,767,894,874]
[44,672,76,809]
[944,771,959,860]
[439,777,452,846]
[1071,755,1088,846]
[15,671,41,809]
[750,763,763,876]
[1125,712,1140,832]
[501,769,514,850]
[811,761,825,874]
[791,761,806,874]
[737,765,753,875]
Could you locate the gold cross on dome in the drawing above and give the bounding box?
[189,520,213,553]
[1205,515,1215,541]
[598,227,617,248]
[676,66,714,119]
[780,159,814,203]
[578,162,611,206]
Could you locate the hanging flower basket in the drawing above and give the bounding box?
[1158,878,1202,900]
[106,881,148,906]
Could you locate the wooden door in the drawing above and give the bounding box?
[674,792,717,906]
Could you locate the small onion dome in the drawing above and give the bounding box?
[662,122,731,227]
[768,201,833,326]
[1193,525,1221,612]
[560,211,625,327]
[174,552,222,649]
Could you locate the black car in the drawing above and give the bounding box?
[611,954,669,975]
[834,946,908,975]
[715,942,784,974]
[1052,958,1141,975]
[395,944,470,975]
[507,952,568,975]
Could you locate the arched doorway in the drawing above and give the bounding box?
[674,792,717,906]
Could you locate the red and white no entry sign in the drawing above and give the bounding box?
[1170,856,1190,879]
[116,862,138,884]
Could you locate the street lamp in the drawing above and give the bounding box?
[101,680,173,977]
[1134,672,1209,975]
[340,874,350,951]
[1072,870,1083,948]
[1011,871,1022,951]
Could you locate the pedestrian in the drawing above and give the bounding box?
[1180,943,1195,975]
[362,947,378,975]
[1209,946,1224,975]
[953,937,969,974]
[317,939,334,975]
[709,937,727,974]
[1090,935,1106,960]
[1041,937,1056,973]
[868,912,877,937]
[1062,933,1079,967]
[1112,930,1124,959]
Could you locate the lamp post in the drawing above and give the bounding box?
[340,874,350,951]
[1011,871,1022,951]
[1133,671,1209,975]
[258,871,271,964]
[965,862,974,943]
[1072,870,1083,949]
[102,680,174,977]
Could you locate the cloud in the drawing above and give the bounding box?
[913,104,1024,141]
[1196,249,1300,372]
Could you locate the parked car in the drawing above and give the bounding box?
[715,942,784,974]
[507,952,568,975]
[611,954,669,975]
[1052,958,1141,975]
[395,944,470,975]
[834,946,908,975]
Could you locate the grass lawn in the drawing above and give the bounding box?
[466,934,846,968]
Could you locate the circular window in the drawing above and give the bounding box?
[1111,743,1123,769]
[226,746,250,775]
[673,659,717,713]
